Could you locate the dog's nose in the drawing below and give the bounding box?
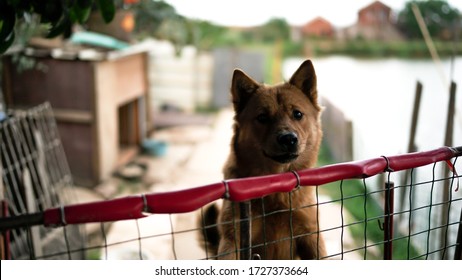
[277,132,298,151]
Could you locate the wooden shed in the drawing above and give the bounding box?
[2,50,150,187]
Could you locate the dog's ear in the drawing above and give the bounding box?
[289,60,319,106]
[231,69,260,113]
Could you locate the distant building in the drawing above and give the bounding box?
[358,0,392,26]
[301,17,335,38]
[339,0,404,41]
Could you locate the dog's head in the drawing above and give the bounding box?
[231,60,322,172]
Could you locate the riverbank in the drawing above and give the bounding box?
[238,39,462,61]
[301,39,462,58]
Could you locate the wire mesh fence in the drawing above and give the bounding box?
[0,104,461,260]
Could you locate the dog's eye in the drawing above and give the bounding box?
[293,110,303,120]
[256,113,269,124]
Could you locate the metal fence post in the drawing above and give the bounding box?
[239,201,252,260]
[384,181,394,260]
[455,207,462,260]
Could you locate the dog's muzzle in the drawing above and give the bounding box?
[277,132,298,153]
[264,132,299,164]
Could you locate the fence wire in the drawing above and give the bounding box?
[0,104,461,260]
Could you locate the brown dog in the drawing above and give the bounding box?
[203,60,326,259]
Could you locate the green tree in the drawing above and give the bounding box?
[133,0,179,37]
[132,0,188,52]
[398,0,461,40]
[0,0,118,53]
[0,0,184,54]
[186,20,227,50]
[259,18,291,42]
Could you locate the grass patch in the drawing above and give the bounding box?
[307,39,462,59]
[236,39,462,60]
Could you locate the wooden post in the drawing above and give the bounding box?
[407,81,423,154]
[440,81,456,259]
[399,81,423,217]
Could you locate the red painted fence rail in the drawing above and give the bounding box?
[0,146,461,231]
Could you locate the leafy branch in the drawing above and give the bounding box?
[0,0,117,54]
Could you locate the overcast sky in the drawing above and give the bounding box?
[164,0,462,27]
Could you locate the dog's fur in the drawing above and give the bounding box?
[203,60,326,259]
